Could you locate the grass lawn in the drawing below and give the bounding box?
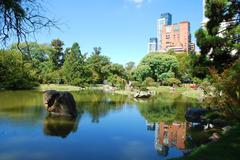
[171,124,240,160]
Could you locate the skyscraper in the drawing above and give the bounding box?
[148,37,158,53]
[157,13,172,51]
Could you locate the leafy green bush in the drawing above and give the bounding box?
[192,77,202,84]
[163,78,181,86]
[144,77,158,87]
[107,75,126,89]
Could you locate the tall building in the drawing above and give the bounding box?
[157,13,172,51]
[161,21,191,52]
[148,37,158,53]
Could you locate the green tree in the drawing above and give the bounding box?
[195,0,240,72]
[62,42,91,86]
[0,49,38,89]
[134,53,178,82]
[87,49,111,84]
[50,39,65,68]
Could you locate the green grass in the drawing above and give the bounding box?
[148,86,203,99]
[36,84,104,91]
[36,84,81,91]
[171,124,240,160]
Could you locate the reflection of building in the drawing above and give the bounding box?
[148,37,158,53]
[146,120,156,131]
[155,122,186,155]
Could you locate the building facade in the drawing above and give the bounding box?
[161,21,191,52]
[148,37,158,53]
[157,13,172,51]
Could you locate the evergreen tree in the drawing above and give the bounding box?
[50,39,65,68]
[195,0,240,72]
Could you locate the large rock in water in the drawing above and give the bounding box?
[134,91,151,98]
[43,90,77,118]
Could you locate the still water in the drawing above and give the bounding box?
[0,90,203,160]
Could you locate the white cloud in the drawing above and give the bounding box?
[128,0,145,8]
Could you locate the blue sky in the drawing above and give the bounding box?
[36,0,203,65]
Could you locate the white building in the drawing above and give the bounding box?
[148,38,158,53]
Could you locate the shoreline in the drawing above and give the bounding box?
[36,84,204,100]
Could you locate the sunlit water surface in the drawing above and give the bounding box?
[0,90,203,160]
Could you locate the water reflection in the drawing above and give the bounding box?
[0,90,206,160]
[43,115,80,138]
[155,122,186,156]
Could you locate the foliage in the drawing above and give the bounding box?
[208,60,240,119]
[62,42,92,87]
[107,75,126,89]
[163,78,181,86]
[87,49,111,84]
[143,77,158,87]
[50,39,65,68]
[195,0,240,72]
[0,49,38,89]
[134,53,178,83]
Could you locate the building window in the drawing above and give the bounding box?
[166,26,171,33]
[166,34,170,39]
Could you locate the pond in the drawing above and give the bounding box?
[0,90,206,160]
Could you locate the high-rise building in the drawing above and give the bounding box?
[148,37,158,53]
[161,21,191,52]
[157,13,172,51]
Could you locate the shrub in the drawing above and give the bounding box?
[163,78,181,86]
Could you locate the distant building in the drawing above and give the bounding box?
[157,13,172,51]
[161,21,191,52]
[190,43,195,52]
[148,37,158,53]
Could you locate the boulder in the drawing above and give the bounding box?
[134,91,151,98]
[43,90,77,118]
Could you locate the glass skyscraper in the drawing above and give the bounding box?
[157,13,172,51]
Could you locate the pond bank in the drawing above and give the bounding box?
[35,84,204,101]
[171,124,240,160]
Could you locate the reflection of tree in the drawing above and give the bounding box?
[43,115,80,138]
[72,91,128,123]
[0,91,44,124]
[138,93,200,123]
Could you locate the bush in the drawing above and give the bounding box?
[163,78,181,86]
[131,81,148,91]
[144,77,158,86]
[107,75,126,89]
[192,77,202,84]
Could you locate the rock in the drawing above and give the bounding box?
[134,91,151,98]
[209,132,220,141]
[185,108,209,123]
[211,119,226,128]
[222,126,232,134]
[43,90,77,118]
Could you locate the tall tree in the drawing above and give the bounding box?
[87,48,111,84]
[195,0,240,72]
[62,42,91,86]
[50,39,65,68]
